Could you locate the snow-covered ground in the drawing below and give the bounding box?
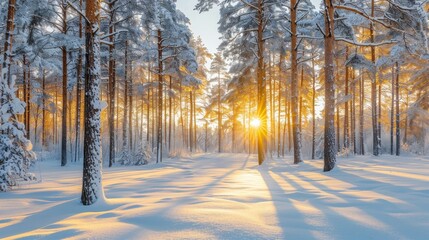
[1,153,429,240]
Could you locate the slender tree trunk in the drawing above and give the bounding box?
[269,54,275,153]
[146,65,151,142]
[217,70,222,153]
[323,0,336,171]
[277,53,283,157]
[156,30,163,163]
[23,55,29,137]
[122,40,129,155]
[344,47,349,150]
[351,70,357,154]
[370,0,380,156]
[360,70,365,155]
[256,0,268,165]
[75,0,83,162]
[189,90,194,152]
[291,0,302,164]
[312,52,316,159]
[81,0,104,205]
[42,69,46,149]
[129,61,133,152]
[168,76,172,151]
[395,62,400,156]
[108,1,116,167]
[61,2,68,167]
[403,89,409,144]
[390,65,394,155]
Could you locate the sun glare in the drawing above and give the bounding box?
[250,118,261,128]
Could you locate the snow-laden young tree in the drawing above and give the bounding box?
[0,0,36,192]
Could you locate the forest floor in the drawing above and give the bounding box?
[1,153,429,240]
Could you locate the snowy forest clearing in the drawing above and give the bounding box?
[1,153,428,240]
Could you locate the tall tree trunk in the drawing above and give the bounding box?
[168,76,172,151]
[122,40,129,154]
[189,90,194,152]
[256,0,268,165]
[370,0,380,156]
[217,69,222,153]
[156,29,163,163]
[390,65,394,155]
[81,0,104,205]
[395,62,400,156]
[277,53,283,157]
[75,0,83,162]
[344,47,349,149]
[311,51,316,159]
[403,89,409,144]
[1,0,16,90]
[129,61,133,152]
[351,70,357,154]
[359,70,365,155]
[108,0,116,167]
[290,0,302,164]
[269,54,275,153]
[42,69,46,149]
[23,55,29,137]
[61,2,68,167]
[323,0,336,171]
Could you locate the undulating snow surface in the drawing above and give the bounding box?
[1,153,428,239]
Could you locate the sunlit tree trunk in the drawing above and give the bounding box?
[75,0,83,162]
[61,1,68,166]
[344,47,349,150]
[370,0,380,156]
[290,0,302,164]
[277,53,283,158]
[129,62,133,152]
[359,70,365,155]
[122,40,129,155]
[323,0,336,171]
[156,29,163,163]
[189,90,194,152]
[108,0,116,167]
[395,62,400,156]
[42,69,46,149]
[168,76,172,152]
[82,0,104,205]
[390,66,394,155]
[256,0,268,165]
[351,70,356,154]
[311,52,316,159]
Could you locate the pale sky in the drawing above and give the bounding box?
[176,0,323,54]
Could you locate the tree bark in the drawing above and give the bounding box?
[122,40,129,154]
[61,2,68,167]
[75,0,83,162]
[81,0,104,205]
[344,47,349,149]
[256,0,268,165]
[156,29,163,163]
[390,65,394,155]
[323,0,336,171]
[291,0,302,164]
[395,62,400,156]
[370,0,380,156]
[108,0,116,167]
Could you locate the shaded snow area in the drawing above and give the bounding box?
[1,153,429,240]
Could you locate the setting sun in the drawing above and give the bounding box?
[250,118,261,128]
